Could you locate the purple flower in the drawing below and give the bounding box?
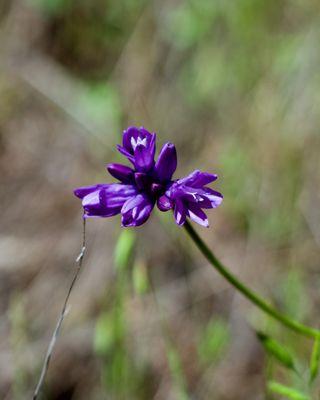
[117,126,156,172]
[161,170,223,227]
[74,126,222,227]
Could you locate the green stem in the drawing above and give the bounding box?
[184,221,319,339]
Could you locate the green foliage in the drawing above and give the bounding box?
[93,229,152,399]
[94,312,118,356]
[31,0,147,82]
[164,0,288,106]
[267,381,310,400]
[256,331,295,371]
[9,294,29,400]
[198,318,230,365]
[164,1,219,50]
[114,229,136,271]
[166,343,189,400]
[29,0,71,14]
[133,259,149,295]
[257,147,303,244]
[218,138,258,232]
[309,335,320,383]
[75,83,121,134]
[280,268,309,321]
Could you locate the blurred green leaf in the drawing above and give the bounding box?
[256,331,295,370]
[133,260,149,295]
[198,318,230,365]
[114,229,136,271]
[218,139,258,232]
[9,294,29,399]
[94,312,114,356]
[76,83,121,133]
[29,0,70,14]
[110,350,129,390]
[267,381,310,400]
[309,334,320,383]
[164,2,217,50]
[280,269,309,321]
[166,344,189,400]
[94,304,126,357]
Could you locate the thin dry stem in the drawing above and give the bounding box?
[32,218,86,400]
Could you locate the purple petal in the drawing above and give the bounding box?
[116,145,135,164]
[134,143,155,172]
[119,127,156,168]
[82,190,99,208]
[100,184,137,208]
[74,184,106,199]
[81,188,118,218]
[139,127,153,138]
[165,174,223,227]
[121,194,154,227]
[174,199,187,226]
[107,163,134,183]
[187,203,209,227]
[80,183,137,218]
[149,132,156,155]
[150,183,163,196]
[134,172,151,190]
[172,186,223,208]
[178,170,218,188]
[200,188,223,208]
[154,142,177,182]
[166,184,201,203]
[122,126,142,152]
[157,195,174,212]
[122,126,155,154]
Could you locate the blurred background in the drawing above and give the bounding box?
[1,0,320,399]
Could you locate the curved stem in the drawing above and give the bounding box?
[184,221,319,339]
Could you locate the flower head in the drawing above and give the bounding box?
[162,170,223,227]
[74,126,222,227]
[117,126,156,172]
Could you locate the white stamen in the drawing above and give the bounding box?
[131,136,147,150]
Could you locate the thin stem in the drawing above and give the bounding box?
[33,218,87,400]
[184,220,319,339]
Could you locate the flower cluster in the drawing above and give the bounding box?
[74,127,223,227]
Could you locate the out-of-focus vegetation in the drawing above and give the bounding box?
[1,0,320,399]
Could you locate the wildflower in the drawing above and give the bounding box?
[74,127,222,227]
